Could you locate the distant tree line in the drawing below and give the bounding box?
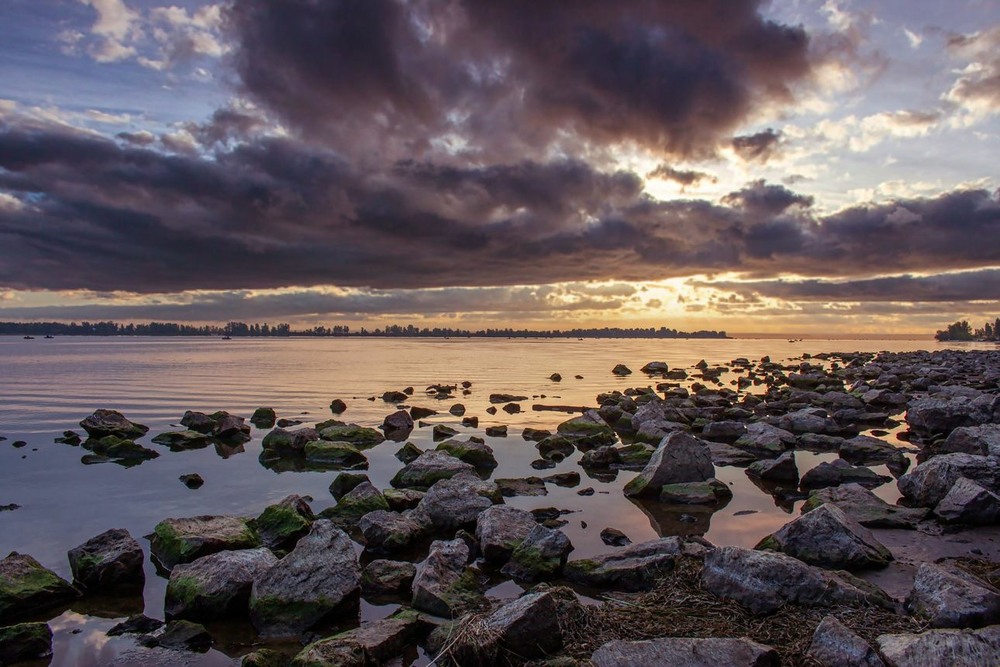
[935,318,1000,342]
[1,320,727,339]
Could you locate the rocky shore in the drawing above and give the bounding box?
[2,348,1000,665]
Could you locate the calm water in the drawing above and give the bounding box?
[0,336,985,665]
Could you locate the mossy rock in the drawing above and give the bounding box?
[151,430,213,449]
[435,439,497,469]
[317,424,384,448]
[556,413,616,447]
[240,648,288,667]
[0,553,78,624]
[329,473,370,500]
[256,504,313,551]
[303,441,368,468]
[0,622,53,664]
[88,435,160,461]
[618,443,655,466]
[250,408,277,428]
[319,483,390,528]
[150,516,261,570]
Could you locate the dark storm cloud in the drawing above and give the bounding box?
[731,128,782,161]
[223,0,812,159]
[1,121,999,297]
[647,165,717,187]
[700,269,1000,303]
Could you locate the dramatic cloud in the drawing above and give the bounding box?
[731,128,782,161]
[647,165,717,188]
[224,0,812,160]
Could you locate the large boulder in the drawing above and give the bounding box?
[565,537,704,592]
[165,548,277,622]
[941,424,1000,457]
[769,409,846,436]
[623,431,715,498]
[249,520,360,637]
[0,552,78,624]
[800,459,892,490]
[475,505,538,563]
[591,637,779,667]
[80,409,149,439]
[415,474,501,532]
[0,622,53,664]
[934,477,1000,525]
[876,626,1000,666]
[802,484,928,529]
[700,546,891,615]
[896,453,1000,507]
[906,393,1000,437]
[390,450,476,489]
[757,503,893,570]
[808,615,885,667]
[411,539,484,618]
[839,435,910,468]
[444,591,567,664]
[150,515,260,570]
[254,495,315,551]
[905,562,1000,629]
[733,423,795,458]
[67,528,144,591]
[291,613,419,667]
[701,421,747,443]
[501,524,573,582]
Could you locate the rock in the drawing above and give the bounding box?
[292,614,418,666]
[503,403,522,414]
[382,390,408,403]
[905,562,1000,628]
[934,477,1000,525]
[906,393,1000,437]
[329,472,370,499]
[808,615,885,667]
[546,471,581,486]
[450,403,467,415]
[876,625,1000,666]
[770,409,846,436]
[329,399,347,413]
[634,419,687,445]
[436,438,497,468]
[501,525,573,581]
[383,409,414,432]
[701,546,891,615]
[151,430,213,449]
[461,416,479,428]
[490,394,529,404]
[54,430,82,445]
[798,433,847,452]
[250,407,276,428]
[359,510,429,552]
[261,427,319,454]
[303,440,367,468]
[150,516,260,572]
[897,453,1000,507]
[383,488,425,512]
[80,409,149,439]
[476,506,538,563]
[701,421,747,442]
[165,547,277,622]
[240,648,287,667]
[941,424,1000,457]
[623,431,715,498]
[591,637,779,667]
[659,479,733,505]
[612,364,632,376]
[250,520,360,637]
[212,412,250,442]
[802,484,928,529]
[107,614,163,636]
[179,473,204,489]
[321,482,390,527]
[361,560,416,597]
[84,435,160,462]
[0,552,78,624]
[565,538,698,592]
[537,435,577,460]
[641,361,670,374]
[496,476,548,497]
[391,450,476,489]
[800,459,892,490]
[142,619,212,652]
[445,592,566,664]
[549,372,562,382]
[67,528,144,591]
[707,441,759,466]
[0,622,52,664]
[485,425,507,437]
[255,495,314,550]
[394,442,423,464]
[410,406,437,420]
[840,435,909,468]
[317,423,385,447]
[415,473,501,532]
[522,427,552,441]
[411,539,484,617]
[556,411,616,447]
[600,528,631,546]
[747,451,798,482]
[756,503,893,569]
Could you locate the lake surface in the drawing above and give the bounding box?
[0,335,990,665]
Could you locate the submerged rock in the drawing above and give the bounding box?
[592,637,779,667]
[150,515,260,571]
[756,503,893,570]
[67,528,144,591]
[165,547,277,622]
[249,520,360,637]
[0,552,78,624]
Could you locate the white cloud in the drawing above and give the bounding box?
[903,28,923,49]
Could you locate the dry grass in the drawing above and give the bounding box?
[550,557,926,667]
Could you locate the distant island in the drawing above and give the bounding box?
[935,318,1000,342]
[0,320,728,339]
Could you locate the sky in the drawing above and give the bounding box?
[0,0,998,334]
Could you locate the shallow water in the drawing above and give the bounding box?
[0,336,991,665]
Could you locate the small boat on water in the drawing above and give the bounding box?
[23,336,34,340]
[221,335,232,340]
[44,335,54,339]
